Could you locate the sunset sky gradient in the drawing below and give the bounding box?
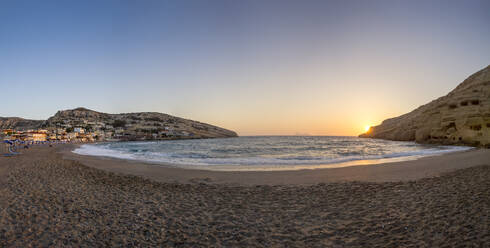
[1,0,489,135]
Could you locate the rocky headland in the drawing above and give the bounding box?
[360,65,490,147]
[1,108,237,141]
[0,117,44,131]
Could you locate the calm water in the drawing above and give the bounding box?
[73,136,471,171]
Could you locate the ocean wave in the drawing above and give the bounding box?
[73,144,136,160]
[73,138,471,168]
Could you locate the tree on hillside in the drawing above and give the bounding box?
[112,120,126,128]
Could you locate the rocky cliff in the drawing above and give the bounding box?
[360,65,490,147]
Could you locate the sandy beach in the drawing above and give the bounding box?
[65,145,490,185]
[1,145,489,247]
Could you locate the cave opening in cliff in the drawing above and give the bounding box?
[471,125,482,131]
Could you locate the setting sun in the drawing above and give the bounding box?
[364,125,371,132]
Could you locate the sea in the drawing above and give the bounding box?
[73,136,472,171]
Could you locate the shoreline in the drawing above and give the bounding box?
[71,142,474,172]
[62,144,490,185]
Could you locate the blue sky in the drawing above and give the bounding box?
[1,0,489,135]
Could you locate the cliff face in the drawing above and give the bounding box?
[360,65,490,147]
[0,117,44,130]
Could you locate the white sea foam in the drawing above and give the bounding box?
[72,137,473,171]
[73,144,136,160]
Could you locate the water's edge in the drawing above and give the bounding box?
[72,137,473,171]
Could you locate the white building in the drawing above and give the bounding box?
[74,127,85,133]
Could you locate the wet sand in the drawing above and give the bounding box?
[64,145,490,185]
[0,145,489,247]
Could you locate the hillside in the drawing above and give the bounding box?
[0,117,44,131]
[2,107,238,140]
[360,65,490,147]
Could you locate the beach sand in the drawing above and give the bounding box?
[0,145,489,247]
[64,145,490,185]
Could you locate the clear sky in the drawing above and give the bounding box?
[1,0,489,136]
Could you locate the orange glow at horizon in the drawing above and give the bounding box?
[364,125,370,132]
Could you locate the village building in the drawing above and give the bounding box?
[48,134,57,140]
[67,132,77,140]
[2,129,14,135]
[28,131,47,142]
[74,127,85,133]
